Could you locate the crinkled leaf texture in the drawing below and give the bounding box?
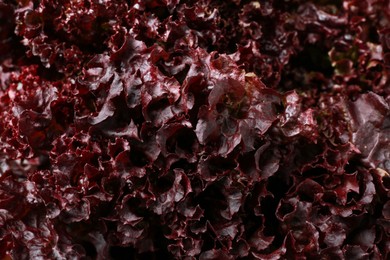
[0,0,389,259]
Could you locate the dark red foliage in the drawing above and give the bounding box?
[0,0,389,259]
